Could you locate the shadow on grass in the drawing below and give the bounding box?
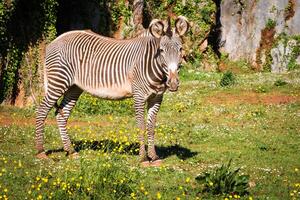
[45,148,64,155]
[46,139,198,160]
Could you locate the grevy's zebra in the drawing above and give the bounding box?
[35,16,189,165]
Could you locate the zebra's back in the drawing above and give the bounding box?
[45,30,148,99]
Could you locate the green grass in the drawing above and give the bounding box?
[0,69,300,199]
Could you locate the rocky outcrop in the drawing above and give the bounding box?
[220,0,300,70]
[271,39,298,73]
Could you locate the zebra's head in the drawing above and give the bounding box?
[149,16,189,92]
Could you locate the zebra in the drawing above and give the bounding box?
[35,16,189,166]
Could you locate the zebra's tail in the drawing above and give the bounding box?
[43,63,48,94]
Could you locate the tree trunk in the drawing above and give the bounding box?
[133,0,144,26]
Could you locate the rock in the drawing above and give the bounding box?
[297,55,300,65]
[271,39,298,73]
[199,39,208,52]
[220,0,300,68]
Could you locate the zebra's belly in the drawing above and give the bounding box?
[77,83,133,100]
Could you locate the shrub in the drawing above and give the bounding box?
[274,79,287,87]
[266,18,276,29]
[220,71,236,87]
[195,159,250,196]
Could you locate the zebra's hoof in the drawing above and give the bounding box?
[69,152,80,159]
[36,152,49,159]
[140,161,150,167]
[149,159,162,167]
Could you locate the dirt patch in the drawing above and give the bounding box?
[0,112,110,128]
[205,91,299,105]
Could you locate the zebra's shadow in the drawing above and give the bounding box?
[46,139,198,160]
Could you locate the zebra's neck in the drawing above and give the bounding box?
[128,37,167,96]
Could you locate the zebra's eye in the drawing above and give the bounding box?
[159,48,164,53]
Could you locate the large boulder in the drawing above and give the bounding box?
[271,38,298,73]
[220,0,300,70]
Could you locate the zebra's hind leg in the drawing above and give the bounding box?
[55,85,82,157]
[36,93,63,159]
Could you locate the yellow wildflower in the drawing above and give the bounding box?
[185,177,190,183]
[157,192,161,199]
[18,160,22,168]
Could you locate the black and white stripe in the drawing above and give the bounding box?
[35,16,189,162]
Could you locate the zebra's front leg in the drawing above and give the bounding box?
[146,95,163,164]
[133,96,148,163]
[56,86,82,157]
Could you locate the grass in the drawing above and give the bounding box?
[0,68,300,199]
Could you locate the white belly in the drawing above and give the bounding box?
[77,82,133,100]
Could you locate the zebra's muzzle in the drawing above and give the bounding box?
[166,73,179,92]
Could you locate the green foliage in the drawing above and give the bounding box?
[274,79,287,87]
[266,18,276,29]
[220,71,236,87]
[0,0,58,103]
[111,0,133,30]
[20,47,42,97]
[195,159,250,196]
[147,0,216,68]
[0,46,23,102]
[254,85,270,93]
[42,0,58,42]
[28,156,140,199]
[74,93,134,116]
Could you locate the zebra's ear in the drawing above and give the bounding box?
[149,19,165,38]
[175,16,189,36]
